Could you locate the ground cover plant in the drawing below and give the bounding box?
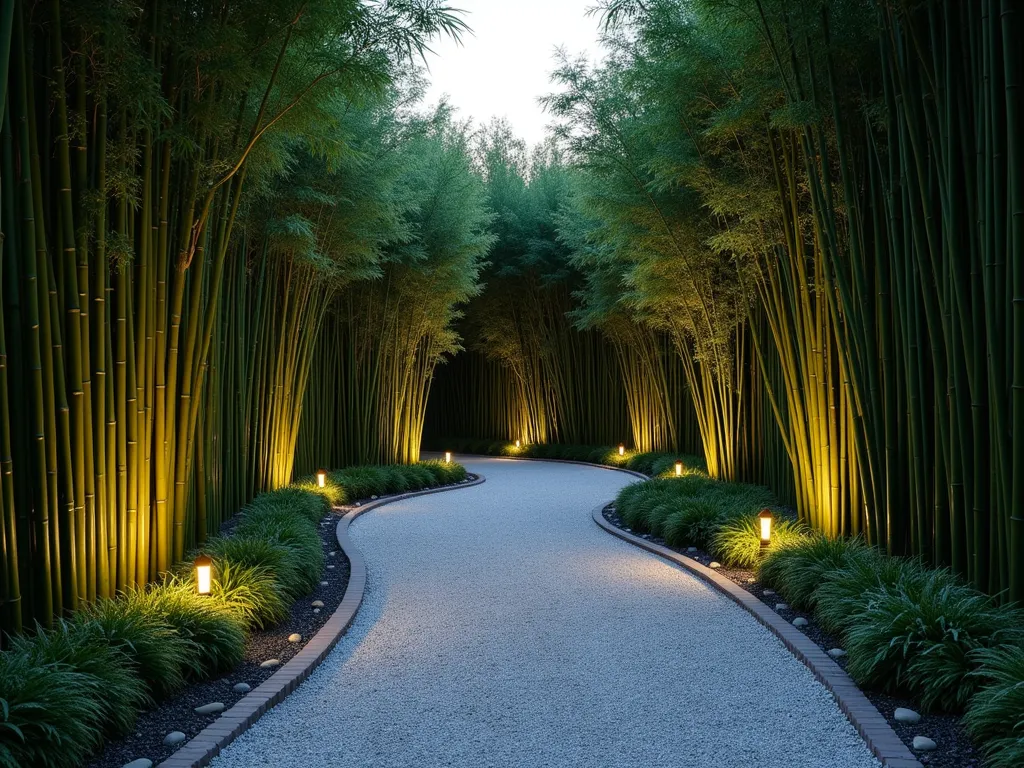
[0,462,467,767]
[757,533,1024,763]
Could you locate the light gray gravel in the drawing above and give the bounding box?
[211,457,880,768]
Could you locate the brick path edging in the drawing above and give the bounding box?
[157,474,487,768]
[591,503,923,768]
[440,453,921,766]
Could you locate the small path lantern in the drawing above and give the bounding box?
[675,460,683,477]
[317,469,327,488]
[618,444,625,456]
[444,451,452,464]
[758,509,773,549]
[515,439,521,449]
[195,554,213,595]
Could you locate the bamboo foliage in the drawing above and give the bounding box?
[295,108,491,471]
[0,0,467,631]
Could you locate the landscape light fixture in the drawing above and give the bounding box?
[675,460,683,477]
[195,554,213,595]
[515,439,521,449]
[445,451,452,464]
[758,509,773,549]
[317,469,327,488]
[618,444,625,456]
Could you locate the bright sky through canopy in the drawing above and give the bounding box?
[422,0,606,148]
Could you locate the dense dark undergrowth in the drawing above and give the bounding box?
[0,461,467,768]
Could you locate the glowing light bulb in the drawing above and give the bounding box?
[317,469,327,488]
[195,554,213,595]
[444,451,452,464]
[758,510,773,548]
[675,461,683,477]
[618,444,625,456]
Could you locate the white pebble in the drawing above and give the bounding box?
[163,731,186,747]
[912,736,936,752]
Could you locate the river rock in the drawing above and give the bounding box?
[775,603,789,611]
[912,736,936,752]
[233,682,251,694]
[763,589,775,595]
[320,581,328,586]
[194,702,225,715]
[687,547,697,552]
[260,659,281,669]
[827,648,847,659]
[312,600,324,608]
[792,617,809,628]
[163,732,186,747]
[288,633,302,643]
[895,708,921,724]
[122,760,153,768]
[313,608,321,614]
[708,561,721,569]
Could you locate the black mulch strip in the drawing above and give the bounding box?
[89,477,474,768]
[602,504,985,768]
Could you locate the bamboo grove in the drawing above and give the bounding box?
[0,0,492,632]
[426,0,1024,597]
[3,0,1022,629]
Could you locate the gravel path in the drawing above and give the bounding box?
[211,457,880,768]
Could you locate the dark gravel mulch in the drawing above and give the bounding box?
[602,504,985,768]
[89,477,474,768]
[87,509,351,768]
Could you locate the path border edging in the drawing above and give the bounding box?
[591,503,922,768]
[452,452,920,766]
[157,473,486,768]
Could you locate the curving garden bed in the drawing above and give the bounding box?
[598,502,981,768]
[87,512,353,768]
[442,441,999,768]
[1,461,473,768]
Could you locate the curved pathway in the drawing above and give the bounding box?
[212,457,879,768]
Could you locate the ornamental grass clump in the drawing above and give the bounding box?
[203,535,309,602]
[8,622,147,738]
[399,463,437,490]
[207,561,290,630]
[235,505,325,592]
[843,571,1024,711]
[964,645,1024,768]
[250,486,329,524]
[419,458,467,485]
[131,582,247,677]
[813,553,925,636]
[331,465,391,499]
[758,535,875,610]
[0,650,107,768]
[663,499,728,550]
[711,515,808,569]
[75,596,194,698]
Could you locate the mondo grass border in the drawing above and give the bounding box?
[591,503,923,768]
[157,474,487,768]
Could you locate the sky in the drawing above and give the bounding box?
[422,0,607,148]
